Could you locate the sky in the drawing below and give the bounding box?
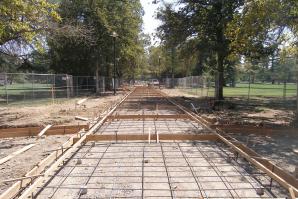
[140,0,176,44]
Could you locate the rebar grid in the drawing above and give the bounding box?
[27,87,291,199]
[34,142,275,199]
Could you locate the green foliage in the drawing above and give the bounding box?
[157,0,245,99]
[156,0,297,99]
[49,0,144,77]
[0,0,61,46]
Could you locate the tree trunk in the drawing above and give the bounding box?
[105,63,111,90]
[296,71,298,117]
[215,51,224,100]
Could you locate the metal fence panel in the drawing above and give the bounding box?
[0,73,108,106]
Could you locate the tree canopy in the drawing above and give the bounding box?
[156,0,298,99]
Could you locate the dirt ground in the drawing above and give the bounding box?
[162,88,298,175]
[0,135,71,195]
[0,91,127,195]
[0,91,126,128]
[162,88,296,127]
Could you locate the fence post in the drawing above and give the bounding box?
[283,80,286,101]
[75,76,79,97]
[5,73,8,104]
[87,76,89,92]
[201,76,204,97]
[66,75,70,99]
[32,74,34,101]
[53,74,56,101]
[296,71,298,116]
[247,73,251,104]
[51,86,54,104]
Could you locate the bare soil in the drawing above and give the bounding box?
[162,88,298,175]
[162,88,295,126]
[0,91,126,128]
[0,135,70,195]
[0,91,127,195]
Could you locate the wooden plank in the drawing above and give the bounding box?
[0,144,35,165]
[2,174,44,183]
[37,125,52,138]
[0,129,84,199]
[75,116,89,121]
[17,89,135,199]
[157,89,298,196]
[76,98,87,105]
[289,187,296,199]
[216,133,298,195]
[0,125,88,138]
[0,127,40,133]
[213,125,298,135]
[85,134,218,141]
[107,114,190,120]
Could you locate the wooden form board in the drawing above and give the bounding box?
[213,125,298,135]
[37,125,52,137]
[217,132,298,196]
[16,89,135,199]
[81,131,298,196]
[156,88,298,197]
[4,87,297,198]
[0,124,88,139]
[76,98,87,105]
[0,144,35,165]
[107,114,190,120]
[0,130,83,199]
[84,133,218,142]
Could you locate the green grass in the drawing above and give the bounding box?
[183,83,297,98]
[0,83,52,95]
[0,97,72,107]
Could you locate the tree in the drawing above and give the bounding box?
[226,0,298,84]
[157,0,298,99]
[157,0,244,99]
[0,0,61,49]
[48,0,144,84]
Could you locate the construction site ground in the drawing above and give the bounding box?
[0,92,125,128]
[30,87,284,198]
[162,88,298,176]
[0,92,125,195]
[0,87,297,198]
[0,135,70,194]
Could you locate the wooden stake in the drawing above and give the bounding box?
[289,187,296,199]
[76,98,87,106]
[37,125,52,138]
[0,144,35,165]
[2,174,44,183]
[148,128,151,144]
[75,116,89,121]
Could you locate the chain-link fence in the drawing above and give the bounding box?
[0,73,109,106]
[162,76,215,97]
[163,75,298,107]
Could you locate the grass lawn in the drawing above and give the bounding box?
[0,83,52,95]
[183,83,297,98]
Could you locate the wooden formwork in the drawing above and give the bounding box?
[1,86,297,199]
[212,124,298,135]
[155,88,298,197]
[107,114,190,120]
[0,124,89,139]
